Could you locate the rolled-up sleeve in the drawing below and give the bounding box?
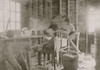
[70,24,75,32]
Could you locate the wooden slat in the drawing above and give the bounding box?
[3,35,44,41]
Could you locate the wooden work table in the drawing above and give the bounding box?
[1,35,45,70]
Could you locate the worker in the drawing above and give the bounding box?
[63,17,80,52]
[44,21,58,38]
[61,18,80,70]
[61,18,76,39]
[38,21,58,65]
[43,21,58,56]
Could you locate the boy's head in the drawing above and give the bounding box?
[49,21,58,31]
[61,15,70,25]
[64,18,70,25]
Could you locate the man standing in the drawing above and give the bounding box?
[62,17,80,53]
[62,18,76,39]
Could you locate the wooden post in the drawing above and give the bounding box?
[68,0,70,18]
[76,0,78,32]
[28,51,31,70]
[60,0,62,15]
[76,0,80,50]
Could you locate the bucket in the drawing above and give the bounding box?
[62,54,78,70]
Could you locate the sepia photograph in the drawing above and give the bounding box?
[0,0,99,70]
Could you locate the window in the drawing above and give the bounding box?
[0,0,21,32]
[88,8,100,32]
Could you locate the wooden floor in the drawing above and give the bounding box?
[30,52,96,70]
[30,53,64,70]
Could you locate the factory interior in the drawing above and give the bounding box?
[0,0,100,70]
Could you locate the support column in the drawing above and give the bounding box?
[60,0,62,15]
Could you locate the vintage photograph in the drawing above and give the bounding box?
[0,0,99,70]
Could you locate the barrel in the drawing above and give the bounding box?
[62,54,78,70]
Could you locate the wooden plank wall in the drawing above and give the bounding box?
[69,0,76,26]
[32,0,52,19]
[29,0,79,31]
[52,0,60,18]
[78,0,88,53]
